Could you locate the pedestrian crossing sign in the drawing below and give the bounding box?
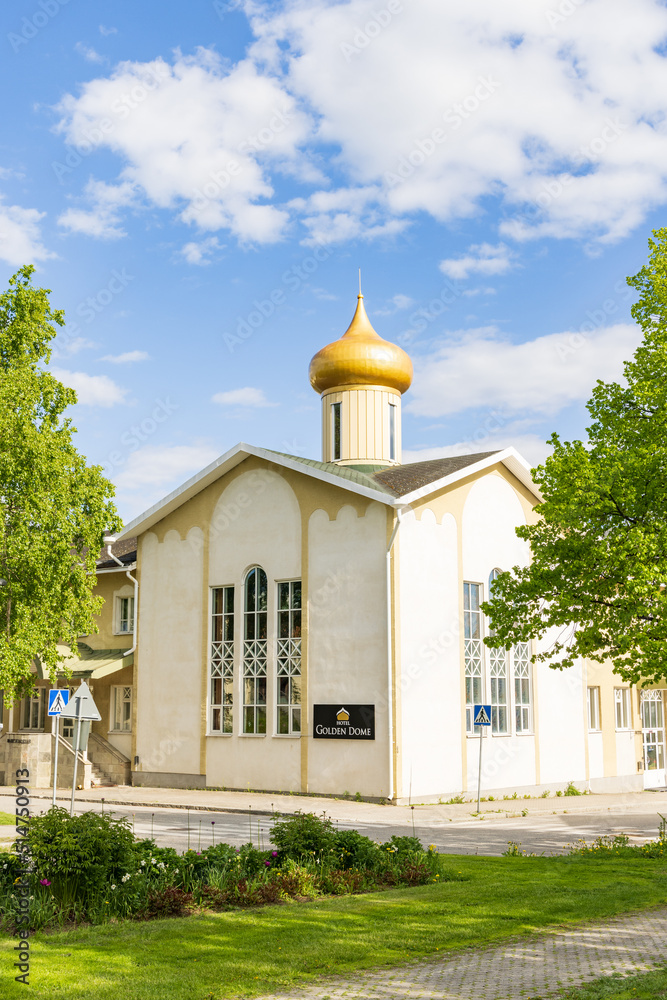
[473,704,491,726]
[48,689,70,716]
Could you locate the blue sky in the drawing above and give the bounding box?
[1,0,666,522]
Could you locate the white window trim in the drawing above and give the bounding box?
[114,593,135,636]
[109,684,133,733]
[614,687,632,731]
[276,579,302,738]
[587,686,601,732]
[209,584,235,736]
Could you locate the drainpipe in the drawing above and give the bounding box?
[104,537,138,657]
[386,508,403,803]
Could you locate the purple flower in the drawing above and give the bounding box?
[264,860,271,867]
[40,879,51,886]
[271,851,278,857]
[196,852,201,856]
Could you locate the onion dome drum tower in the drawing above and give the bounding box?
[309,293,413,467]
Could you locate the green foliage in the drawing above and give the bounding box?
[270,811,335,861]
[24,807,136,906]
[332,829,378,870]
[481,229,667,683]
[557,965,667,999]
[0,265,121,697]
[564,782,583,796]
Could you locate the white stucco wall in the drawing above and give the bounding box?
[136,526,204,776]
[615,731,637,777]
[307,502,389,798]
[398,509,461,798]
[537,652,587,784]
[206,469,302,792]
[588,732,604,780]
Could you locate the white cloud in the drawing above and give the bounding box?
[58,179,135,240]
[180,237,221,265]
[100,350,149,363]
[406,322,643,418]
[99,25,118,36]
[51,368,127,407]
[439,243,514,280]
[114,443,219,490]
[0,198,54,266]
[212,386,277,407]
[75,42,105,64]
[375,292,414,316]
[54,49,312,244]
[246,0,667,244]
[52,336,96,358]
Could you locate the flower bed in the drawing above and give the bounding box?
[0,808,460,931]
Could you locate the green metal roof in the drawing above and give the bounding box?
[263,450,397,496]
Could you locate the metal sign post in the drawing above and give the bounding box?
[60,681,101,817]
[473,704,491,813]
[48,689,70,809]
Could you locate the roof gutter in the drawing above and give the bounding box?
[104,537,138,657]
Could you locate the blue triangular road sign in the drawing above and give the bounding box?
[473,704,491,726]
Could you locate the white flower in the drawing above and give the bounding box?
[121,873,131,883]
[140,860,145,866]
[111,884,116,890]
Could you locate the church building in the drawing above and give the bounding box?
[1,293,664,799]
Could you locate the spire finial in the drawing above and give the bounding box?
[358,268,362,297]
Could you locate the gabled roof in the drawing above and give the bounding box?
[117,442,540,540]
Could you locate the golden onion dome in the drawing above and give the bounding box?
[309,294,413,395]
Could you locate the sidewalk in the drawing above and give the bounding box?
[0,782,664,827]
[257,907,667,1000]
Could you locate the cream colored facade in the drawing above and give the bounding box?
[2,295,665,798]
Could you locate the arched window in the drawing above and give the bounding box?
[243,567,268,734]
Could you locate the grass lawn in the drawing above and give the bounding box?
[1,854,665,999]
[0,811,16,825]
[556,965,667,998]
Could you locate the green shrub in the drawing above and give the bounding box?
[564,782,583,796]
[382,835,422,855]
[25,807,136,907]
[333,830,378,870]
[271,811,335,861]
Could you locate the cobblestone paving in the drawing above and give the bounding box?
[261,908,667,1000]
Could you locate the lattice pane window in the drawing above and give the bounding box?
[463,582,484,733]
[277,581,302,735]
[513,642,532,733]
[111,685,132,732]
[22,689,46,730]
[489,647,508,734]
[211,586,234,734]
[243,568,268,734]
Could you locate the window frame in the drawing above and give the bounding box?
[243,567,268,735]
[331,401,342,461]
[116,595,135,635]
[464,581,484,734]
[210,585,235,735]
[587,685,601,732]
[110,684,133,733]
[276,580,302,736]
[388,402,397,461]
[21,689,46,731]
[614,687,631,731]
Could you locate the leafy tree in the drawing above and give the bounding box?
[0,265,120,698]
[482,229,667,685]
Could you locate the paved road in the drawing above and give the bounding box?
[26,799,665,855]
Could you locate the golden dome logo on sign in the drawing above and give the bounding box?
[336,707,350,723]
[313,704,375,740]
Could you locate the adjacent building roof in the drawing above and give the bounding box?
[118,442,539,540]
[96,536,137,570]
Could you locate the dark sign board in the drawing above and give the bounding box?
[313,704,375,740]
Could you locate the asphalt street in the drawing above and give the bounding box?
[29,800,666,856]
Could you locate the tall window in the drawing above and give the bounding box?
[243,567,268,734]
[22,689,46,730]
[118,596,134,633]
[513,642,532,733]
[277,581,302,735]
[587,686,601,731]
[489,648,508,734]
[388,403,396,461]
[464,582,484,733]
[614,687,631,730]
[110,685,132,732]
[331,402,341,461]
[211,586,234,734]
